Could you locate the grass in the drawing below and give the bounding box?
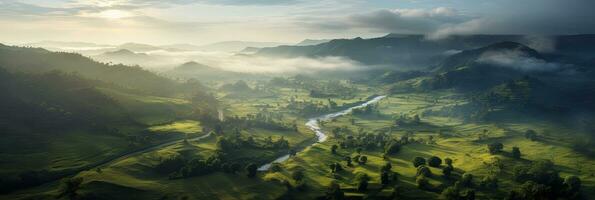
[98,87,194,125]
[271,91,595,199]
[149,120,203,135]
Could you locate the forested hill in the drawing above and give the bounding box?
[0,44,192,96]
[255,34,595,69]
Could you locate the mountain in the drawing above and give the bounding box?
[0,44,190,96]
[434,41,544,73]
[419,42,548,90]
[117,43,162,52]
[255,34,595,69]
[295,39,331,46]
[159,43,203,51]
[197,41,288,52]
[163,61,248,81]
[24,41,110,49]
[92,49,167,67]
[239,47,261,54]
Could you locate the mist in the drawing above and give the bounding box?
[141,50,364,74]
[477,50,563,72]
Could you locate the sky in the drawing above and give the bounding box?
[1,0,595,45]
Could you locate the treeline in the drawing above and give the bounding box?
[154,133,290,180]
[0,69,133,133]
[268,76,357,99]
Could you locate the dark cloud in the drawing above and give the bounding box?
[304,0,595,38]
[302,7,470,35]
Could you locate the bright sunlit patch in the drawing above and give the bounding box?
[97,9,133,19]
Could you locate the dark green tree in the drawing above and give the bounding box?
[512,147,521,159]
[487,142,503,154]
[331,144,338,154]
[246,163,258,178]
[57,177,83,200]
[412,157,426,167]
[428,156,442,167]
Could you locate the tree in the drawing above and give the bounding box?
[441,186,460,200]
[381,171,390,186]
[270,163,282,173]
[381,162,392,172]
[517,181,550,200]
[359,155,368,165]
[525,130,538,141]
[326,181,344,200]
[329,163,343,173]
[57,177,83,200]
[416,165,432,177]
[443,165,453,179]
[416,175,430,189]
[428,156,442,167]
[464,189,476,200]
[413,114,421,124]
[480,175,498,189]
[412,157,426,167]
[512,147,521,159]
[292,169,305,181]
[344,156,352,166]
[563,176,581,198]
[461,173,473,187]
[445,158,453,166]
[355,172,369,191]
[246,163,258,178]
[487,142,503,154]
[331,144,338,154]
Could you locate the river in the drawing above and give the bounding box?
[257,95,386,171]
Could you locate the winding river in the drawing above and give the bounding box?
[258,95,386,171]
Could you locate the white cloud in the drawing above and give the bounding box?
[477,50,563,72]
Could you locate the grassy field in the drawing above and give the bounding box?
[265,91,595,199]
[3,83,594,199]
[98,87,194,125]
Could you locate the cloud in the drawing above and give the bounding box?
[477,50,563,72]
[145,50,362,73]
[304,7,469,34]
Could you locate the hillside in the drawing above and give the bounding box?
[256,34,595,69]
[163,61,250,82]
[0,44,190,96]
